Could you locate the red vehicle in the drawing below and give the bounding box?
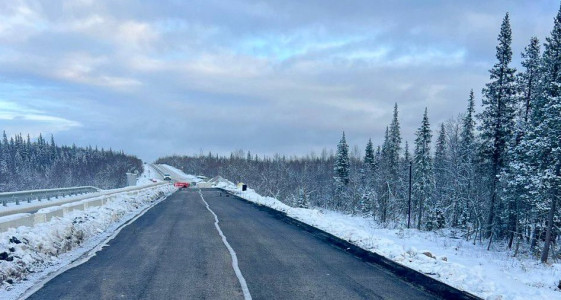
[174,182,190,188]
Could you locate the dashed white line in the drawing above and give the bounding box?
[198,189,252,300]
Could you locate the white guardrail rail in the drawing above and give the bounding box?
[0,182,170,232]
[151,164,167,177]
[0,186,100,207]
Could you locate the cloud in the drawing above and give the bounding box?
[0,0,557,161]
[0,100,81,137]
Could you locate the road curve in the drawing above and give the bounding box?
[28,189,437,300]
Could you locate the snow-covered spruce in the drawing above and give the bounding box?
[0,184,174,289]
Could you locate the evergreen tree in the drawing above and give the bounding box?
[518,37,541,123]
[502,37,542,249]
[358,139,377,216]
[364,139,375,173]
[378,104,402,223]
[478,13,517,238]
[295,188,310,209]
[334,132,350,186]
[518,5,561,262]
[413,108,433,230]
[434,123,448,207]
[388,103,402,192]
[459,90,477,227]
[404,141,410,163]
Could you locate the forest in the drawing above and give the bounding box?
[0,131,143,192]
[157,9,561,263]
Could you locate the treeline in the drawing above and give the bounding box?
[158,8,561,262]
[0,131,143,192]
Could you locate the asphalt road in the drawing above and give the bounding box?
[28,189,437,300]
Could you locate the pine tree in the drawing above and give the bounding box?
[378,104,402,223]
[434,123,448,207]
[502,37,543,249]
[359,139,377,216]
[334,132,350,186]
[295,188,309,209]
[518,37,541,123]
[404,141,411,163]
[413,108,433,230]
[333,132,351,211]
[364,139,375,173]
[458,90,476,227]
[388,103,402,191]
[378,127,390,221]
[517,5,561,263]
[478,13,517,238]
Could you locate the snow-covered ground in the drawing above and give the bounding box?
[0,181,175,299]
[217,181,561,300]
[158,164,202,182]
[136,163,163,185]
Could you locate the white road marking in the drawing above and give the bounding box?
[198,189,252,300]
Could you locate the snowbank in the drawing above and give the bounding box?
[0,184,175,299]
[219,182,561,300]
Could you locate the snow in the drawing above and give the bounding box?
[158,164,202,182]
[0,214,31,223]
[136,164,163,185]
[218,182,561,300]
[0,183,176,299]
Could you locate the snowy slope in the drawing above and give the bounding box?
[158,164,201,182]
[136,164,163,185]
[0,182,175,299]
[217,181,561,300]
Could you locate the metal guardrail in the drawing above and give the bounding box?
[151,164,167,178]
[0,186,100,206]
[0,181,172,231]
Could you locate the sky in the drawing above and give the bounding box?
[0,0,558,162]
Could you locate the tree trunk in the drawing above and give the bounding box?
[541,195,556,263]
[530,224,539,253]
[486,171,498,239]
[507,194,519,249]
[417,195,423,230]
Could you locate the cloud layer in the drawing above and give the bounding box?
[0,0,558,160]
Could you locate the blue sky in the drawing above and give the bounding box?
[0,0,558,161]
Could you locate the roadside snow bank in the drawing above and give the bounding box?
[0,184,175,298]
[219,182,561,300]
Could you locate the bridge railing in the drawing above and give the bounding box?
[0,182,172,232]
[0,186,100,206]
[151,164,167,177]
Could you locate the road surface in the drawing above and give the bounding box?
[28,189,438,299]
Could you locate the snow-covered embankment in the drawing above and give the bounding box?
[0,183,175,298]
